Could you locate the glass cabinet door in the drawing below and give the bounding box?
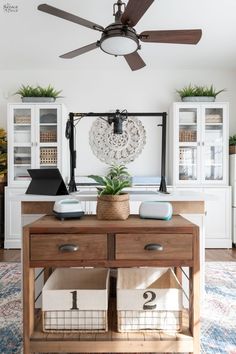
[203,107,224,182]
[13,108,32,182]
[177,107,200,182]
[38,108,58,169]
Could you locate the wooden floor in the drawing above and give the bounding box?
[0,247,236,262]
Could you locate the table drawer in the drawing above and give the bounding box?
[115,233,192,260]
[30,234,107,261]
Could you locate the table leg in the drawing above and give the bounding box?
[189,229,200,354]
[23,227,35,354]
[174,267,182,285]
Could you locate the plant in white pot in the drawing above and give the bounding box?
[177,84,225,102]
[15,84,62,102]
[89,165,132,220]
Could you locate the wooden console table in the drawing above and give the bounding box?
[23,215,200,353]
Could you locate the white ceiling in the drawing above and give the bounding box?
[1,0,236,71]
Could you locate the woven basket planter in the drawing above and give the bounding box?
[96,194,130,220]
[229,145,236,155]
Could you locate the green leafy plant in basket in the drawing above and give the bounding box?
[89,164,132,195]
[89,165,132,220]
[229,134,236,154]
[229,135,236,146]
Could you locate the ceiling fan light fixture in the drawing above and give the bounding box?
[100,25,139,56]
[100,35,138,56]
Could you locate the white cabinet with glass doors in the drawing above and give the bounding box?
[171,102,228,186]
[7,103,68,187]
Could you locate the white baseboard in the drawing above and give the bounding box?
[4,239,21,249]
[205,238,232,248]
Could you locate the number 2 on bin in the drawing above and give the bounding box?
[143,290,157,310]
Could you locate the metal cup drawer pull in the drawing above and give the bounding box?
[59,244,79,253]
[144,243,164,251]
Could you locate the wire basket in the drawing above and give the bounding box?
[117,310,182,332]
[42,268,110,333]
[117,268,183,332]
[43,310,107,333]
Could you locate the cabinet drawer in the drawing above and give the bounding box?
[30,234,107,261]
[115,234,192,260]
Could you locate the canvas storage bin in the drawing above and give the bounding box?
[42,268,110,332]
[117,267,183,332]
[179,111,196,124]
[15,115,31,124]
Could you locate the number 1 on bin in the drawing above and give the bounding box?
[70,290,79,310]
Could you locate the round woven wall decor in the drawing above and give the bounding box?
[89,117,146,164]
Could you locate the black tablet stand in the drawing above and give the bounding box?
[26,168,69,196]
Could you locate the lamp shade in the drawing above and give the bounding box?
[100,35,138,56]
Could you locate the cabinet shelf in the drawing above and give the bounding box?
[179,163,196,166]
[14,123,31,126]
[40,123,57,126]
[14,143,31,147]
[205,123,223,126]
[31,302,193,353]
[178,142,197,147]
[39,143,57,147]
[179,123,197,126]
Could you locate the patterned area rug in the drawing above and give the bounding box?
[0,263,22,353]
[0,262,236,354]
[201,262,236,354]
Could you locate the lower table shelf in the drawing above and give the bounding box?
[30,302,193,353]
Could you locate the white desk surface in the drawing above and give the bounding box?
[13,189,214,202]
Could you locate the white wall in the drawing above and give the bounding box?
[1,68,235,176]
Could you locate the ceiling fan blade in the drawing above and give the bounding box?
[38,4,104,31]
[124,52,146,71]
[140,29,202,44]
[121,0,154,27]
[60,42,99,59]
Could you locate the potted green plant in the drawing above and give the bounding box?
[229,134,236,154]
[89,164,132,220]
[177,84,225,102]
[15,84,62,102]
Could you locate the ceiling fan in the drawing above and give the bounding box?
[38,0,202,71]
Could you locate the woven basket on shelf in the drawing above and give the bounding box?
[96,194,130,220]
[40,131,57,142]
[179,129,196,142]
